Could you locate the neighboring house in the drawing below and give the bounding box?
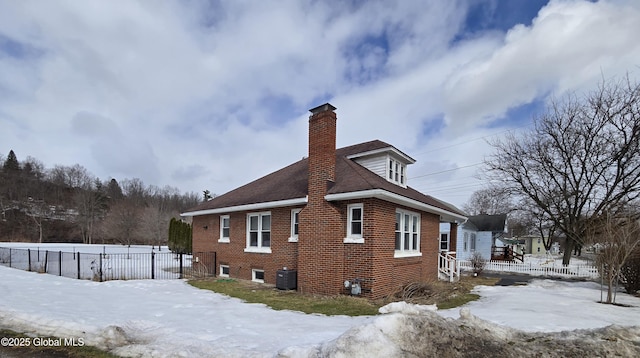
[450,214,508,261]
[181,104,466,299]
[522,235,545,254]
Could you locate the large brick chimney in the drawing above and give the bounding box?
[307,103,337,201]
[298,103,343,295]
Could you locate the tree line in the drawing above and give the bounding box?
[0,151,201,247]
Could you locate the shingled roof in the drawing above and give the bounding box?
[466,214,508,232]
[183,139,465,219]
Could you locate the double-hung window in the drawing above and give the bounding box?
[388,158,406,186]
[345,204,364,243]
[395,209,420,257]
[245,212,271,253]
[470,233,477,251]
[463,232,469,251]
[289,209,301,242]
[219,215,230,243]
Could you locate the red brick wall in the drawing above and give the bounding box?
[191,207,300,283]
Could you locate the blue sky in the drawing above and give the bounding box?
[1,0,639,209]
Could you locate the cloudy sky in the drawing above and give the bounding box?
[1,0,639,209]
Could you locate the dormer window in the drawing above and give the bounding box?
[388,158,406,186]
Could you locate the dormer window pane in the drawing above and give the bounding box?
[389,159,393,179]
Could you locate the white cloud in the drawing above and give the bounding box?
[0,0,638,208]
[443,0,640,132]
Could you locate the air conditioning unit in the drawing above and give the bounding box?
[276,269,297,290]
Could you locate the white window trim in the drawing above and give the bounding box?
[387,157,407,187]
[288,208,301,242]
[440,232,450,252]
[394,209,421,257]
[245,211,271,252]
[463,232,469,252]
[252,269,265,283]
[219,215,230,243]
[219,264,229,277]
[344,203,364,243]
[470,233,476,252]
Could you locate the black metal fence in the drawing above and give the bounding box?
[0,247,216,281]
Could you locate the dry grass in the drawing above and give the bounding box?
[190,275,499,315]
[380,275,500,309]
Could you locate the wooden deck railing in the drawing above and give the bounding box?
[491,246,524,262]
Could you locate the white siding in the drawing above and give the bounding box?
[456,229,492,260]
[354,155,387,178]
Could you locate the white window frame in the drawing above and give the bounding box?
[470,233,477,251]
[244,212,272,253]
[219,215,230,243]
[252,269,265,283]
[288,208,301,242]
[394,209,421,258]
[463,232,469,252]
[388,157,407,186]
[440,233,450,252]
[219,264,229,277]
[344,203,364,243]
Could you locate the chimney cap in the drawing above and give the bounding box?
[309,103,336,115]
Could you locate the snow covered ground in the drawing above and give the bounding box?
[0,244,639,357]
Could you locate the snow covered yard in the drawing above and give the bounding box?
[0,244,639,357]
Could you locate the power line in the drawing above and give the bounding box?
[409,162,483,180]
[412,123,532,156]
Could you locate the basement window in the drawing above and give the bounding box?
[219,265,229,277]
[252,269,265,283]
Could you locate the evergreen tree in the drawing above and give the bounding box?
[3,150,19,172]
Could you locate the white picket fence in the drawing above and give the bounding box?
[458,259,600,279]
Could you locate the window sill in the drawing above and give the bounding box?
[287,237,299,243]
[218,238,230,243]
[343,237,364,244]
[244,247,272,254]
[394,251,422,258]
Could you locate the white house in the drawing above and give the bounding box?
[446,214,508,260]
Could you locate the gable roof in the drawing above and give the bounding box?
[183,140,466,221]
[465,214,508,232]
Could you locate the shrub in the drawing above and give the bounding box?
[470,252,487,276]
[620,249,640,294]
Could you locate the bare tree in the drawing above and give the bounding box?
[586,207,640,304]
[100,200,142,245]
[485,76,640,265]
[462,186,513,216]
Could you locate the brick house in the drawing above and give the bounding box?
[182,103,466,299]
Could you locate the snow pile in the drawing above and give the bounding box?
[281,303,640,358]
[1,247,640,357]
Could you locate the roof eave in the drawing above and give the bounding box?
[181,196,308,217]
[346,147,416,164]
[325,190,467,223]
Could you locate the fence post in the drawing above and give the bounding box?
[214,252,217,277]
[44,250,48,273]
[179,253,183,279]
[151,251,155,280]
[99,253,103,282]
[28,249,32,272]
[8,248,11,268]
[77,252,81,279]
[59,251,62,276]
